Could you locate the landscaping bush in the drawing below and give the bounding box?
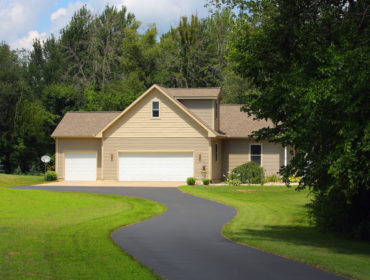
[202,178,210,185]
[265,174,281,183]
[231,162,265,184]
[186,177,196,185]
[44,171,58,181]
[228,178,241,186]
[289,176,301,183]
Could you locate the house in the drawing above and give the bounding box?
[51,84,292,182]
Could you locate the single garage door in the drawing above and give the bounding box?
[119,152,193,181]
[65,153,97,181]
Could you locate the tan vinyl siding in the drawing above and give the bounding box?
[56,138,102,179]
[179,99,213,129]
[211,139,222,181]
[105,89,207,138]
[102,137,209,180]
[222,139,289,176]
[262,142,285,176]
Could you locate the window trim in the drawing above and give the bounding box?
[152,101,160,118]
[215,143,218,162]
[250,143,262,166]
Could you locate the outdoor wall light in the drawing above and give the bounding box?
[110,153,114,161]
[198,153,202,161]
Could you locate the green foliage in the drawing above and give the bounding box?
[44,171,57,181]
[14,166,22,175]
[202,178,210,185]
[228,178,241,186]
[220,0,370,238]
[265,174,280,183]
[288,176,301,183]
[186,177,196,185]
[231,162,265,184]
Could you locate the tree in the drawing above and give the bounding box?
[90,5,135,90]
[0,43,53,172]
[217,0,370,238]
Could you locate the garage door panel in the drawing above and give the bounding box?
[119,153,193,181]
[65,153,97,181]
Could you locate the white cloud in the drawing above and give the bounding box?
[51,8,68,22]
[50,1,86,35]
[12,30,48,50]
[0,0,53,50]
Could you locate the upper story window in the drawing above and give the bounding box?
[152,101,160,118]
[250,144,261,165]
[215,101,218,119]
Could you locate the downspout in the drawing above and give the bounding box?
[284,146,287,167]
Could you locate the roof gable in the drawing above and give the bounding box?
[97,84,217,137]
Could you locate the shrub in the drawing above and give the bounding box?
[202,178,210,185]
[289,176,301,183]
[228,178,241,186]
[231,162,265,184]
[265,174,281,183]
[45,171,58,181]
[14,166,22,175]
[186,177,196,185]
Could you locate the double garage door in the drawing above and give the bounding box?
[119,152,194,181]
[64,152,193,181]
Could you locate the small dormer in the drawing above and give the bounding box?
[160,87,222,131]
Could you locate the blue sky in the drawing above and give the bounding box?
[1,0,210,50]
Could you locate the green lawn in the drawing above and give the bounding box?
[0,174,166,279]
[180,185,370,280]
[0,173,45,187]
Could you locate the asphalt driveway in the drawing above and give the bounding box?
[18,186,345,280]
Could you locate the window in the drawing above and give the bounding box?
[250,144,261,165]
[215,143,218,161]
[152,101,160,118]
[215,101,218,119]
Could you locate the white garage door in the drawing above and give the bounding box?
[119,153,193,181]
[65,153,97,181]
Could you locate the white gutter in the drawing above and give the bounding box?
[284,146,288,167]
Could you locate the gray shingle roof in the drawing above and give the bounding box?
[159,85,221,99]
[220,105,273,137]
[51,112,120,137]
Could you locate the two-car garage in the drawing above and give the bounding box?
[64,152,194,182]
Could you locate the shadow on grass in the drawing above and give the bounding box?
[233,225,370,257]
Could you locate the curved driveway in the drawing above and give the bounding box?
[19,186,345,280]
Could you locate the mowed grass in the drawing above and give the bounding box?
[0,174,166,279]
[180,185,370,280]
[0,173,45,187]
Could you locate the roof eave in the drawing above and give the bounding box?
[51,135,102,138]
[174,96,219,100]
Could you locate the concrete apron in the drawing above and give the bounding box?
[34,180,183,187]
